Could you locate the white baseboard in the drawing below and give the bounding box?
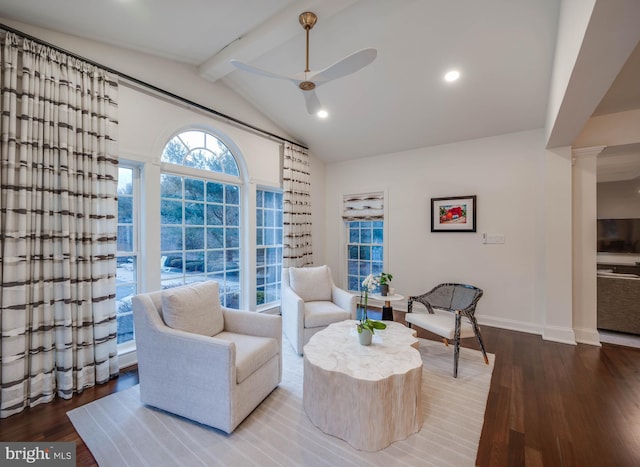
[574,327,602,346]
[477,315,583,346]
[599,330,640,349]
[476,315,542,335]
[542,325,577,345]
[119,349,137,369]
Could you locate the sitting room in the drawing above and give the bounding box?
[0,1,639,465]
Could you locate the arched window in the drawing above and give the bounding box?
[160,129,242,308]
[162,130,240,175]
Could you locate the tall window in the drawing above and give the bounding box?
[160,130,242,308]
[343,192,385,293]
[256,189,283,306]
[116,165,138,344]
[347,221,384,292]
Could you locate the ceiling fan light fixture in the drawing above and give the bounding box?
[230,11,377,115]
[444,70,460,82]
[299,81,316,91]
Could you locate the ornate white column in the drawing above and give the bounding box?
[572,145,605,346]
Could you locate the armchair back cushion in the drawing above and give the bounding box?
[161,281,224,336]
[289,265,332,302]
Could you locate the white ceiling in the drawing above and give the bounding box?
[0,0,638,168]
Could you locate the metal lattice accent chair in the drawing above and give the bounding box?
[405,283,489,377]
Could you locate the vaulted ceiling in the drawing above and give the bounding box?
[0,0,639,168]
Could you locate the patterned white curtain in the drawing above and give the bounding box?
[282,142,313,267]
[0,32,119,418]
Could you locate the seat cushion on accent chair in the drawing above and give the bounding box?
[161,281,224,337]
[215,332,279,383]
[405,309,476,340]
[289,265,333,302]
[304,301,352,328]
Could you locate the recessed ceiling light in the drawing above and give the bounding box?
[316,109,328,119]
[444,70,460,82]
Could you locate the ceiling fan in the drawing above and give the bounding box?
[230,11,377,115]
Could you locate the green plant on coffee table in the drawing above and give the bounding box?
[378,272,393,285]
[357,274,387,334]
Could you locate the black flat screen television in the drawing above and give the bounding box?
[597,218,640,254]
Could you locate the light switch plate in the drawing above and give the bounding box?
[482,233,505,244]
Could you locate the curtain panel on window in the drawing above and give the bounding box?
[282,142,313,268]
[0,31,119,418]
[342,192,384,221]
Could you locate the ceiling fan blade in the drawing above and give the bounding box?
[230,59,299,84]
[311,48,377,84]
[302,89,322,114]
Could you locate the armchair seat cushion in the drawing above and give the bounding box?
[405,309,475,340]
[304,301,352,328]
[215,331,279,383]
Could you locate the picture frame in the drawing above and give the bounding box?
[431,195,477,232]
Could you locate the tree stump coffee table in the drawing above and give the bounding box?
[303,320,423,451]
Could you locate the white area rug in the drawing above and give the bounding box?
[68,338,494,467]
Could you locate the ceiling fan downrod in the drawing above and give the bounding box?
[298,11,317,91]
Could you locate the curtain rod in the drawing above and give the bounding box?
[0,22,308,150]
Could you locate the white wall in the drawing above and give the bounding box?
[597,178,640,218]
[323,129,569,336]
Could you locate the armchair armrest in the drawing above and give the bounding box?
[222,308,282,340]
[281,286,305,323]
[332,285,357,319]
[281,283,306,354]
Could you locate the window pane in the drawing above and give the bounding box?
[185,227,204,250]
[361,228,372,243]
[348,245,358,260]
[226,228,239,248]
[226,185,239,204]
[206,250,224,272]
[161,175,182,198]
[226,206,239,226]
[162,138,188,164]
[184,178,204,201]
[207,227,224,248]
[207,204,224,225]
[185,202,204,225]
[185,251,204,272]
[207,182,224,203]
[161,200,183,224]
[117,226,133,252]
[349,228,359,243]
[118,197,132,223]
[161,226,183,250]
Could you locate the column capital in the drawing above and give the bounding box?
[572,145,606,158]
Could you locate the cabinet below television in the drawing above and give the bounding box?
[596,267,640,336]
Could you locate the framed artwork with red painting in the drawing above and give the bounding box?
[431,195,476,232]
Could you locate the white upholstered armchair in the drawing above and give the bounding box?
[132,280,282,434]
[281,265,356,355]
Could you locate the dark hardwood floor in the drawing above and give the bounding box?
[2,314,639,466]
